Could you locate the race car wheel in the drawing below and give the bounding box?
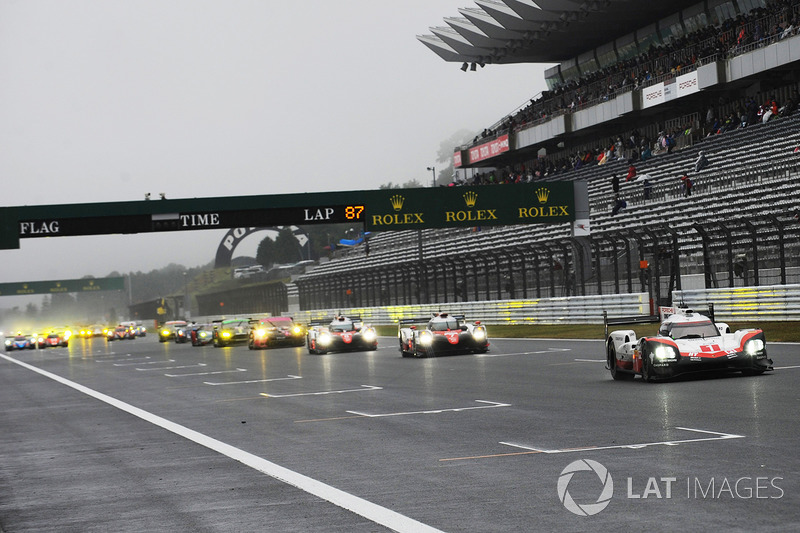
[607,343,633,381]
[640,346,656,383]
[248,341,254,350]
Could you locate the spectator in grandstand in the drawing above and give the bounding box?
[643,178,653,201]
[626,164,637,182]
[640,144,653,162]
[681,174,693,197]
[695,151,709,172]
[611,174,620,194]
[611,194,627,216]
[780,89,799,117]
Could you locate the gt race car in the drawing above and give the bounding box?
[398,313,488,357]
[212,319,250,347]
[190,324,214,346]
[159,320,187,342]
[306,316,377,355]
[249,316,306,349]
[605,306,773,382]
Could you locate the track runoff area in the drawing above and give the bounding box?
[1,334,798,531]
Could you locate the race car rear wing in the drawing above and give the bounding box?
[603,312,660,340]
[603,303,716,339]
[399,317,431,327]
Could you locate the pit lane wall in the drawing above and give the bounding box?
[674,284,800,322]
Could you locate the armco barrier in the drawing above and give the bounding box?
[284,293,651,326]
[674,284,800,321]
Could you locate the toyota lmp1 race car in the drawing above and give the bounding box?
[249,316,306,349]
[605,307,773,382]
[398,313,488,357]
[305,316,377,355]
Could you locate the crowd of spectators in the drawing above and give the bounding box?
[467,0,800,146]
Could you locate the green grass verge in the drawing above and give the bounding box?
[375,322,800,342]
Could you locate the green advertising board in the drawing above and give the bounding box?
[0,182,584,249]
[0,277,125,297]
[363,182,575,231]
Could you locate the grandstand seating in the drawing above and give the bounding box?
[297,113,800,285]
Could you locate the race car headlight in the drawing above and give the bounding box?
[198,331,209,338]
[472,327,486,341]
[362,328,376,342]
[4,340,11,346]
[221,331,231,338]
[160,329,170,336]
[653,345,676,360]
[745,338,765,356]
[419,332,433,346]
[318,333,332,345]
[64,330,72,339]
[256,328,267,338]
[292,326,303,335]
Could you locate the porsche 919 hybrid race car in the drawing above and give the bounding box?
[605,306,773,382]
[249,316,306,349]
[398,313,488,357]
[305,316,377,355]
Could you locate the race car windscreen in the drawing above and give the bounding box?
[665,320,720,339]
[429,318,460,331]
[330,322,355,332]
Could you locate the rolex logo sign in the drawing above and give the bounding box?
[519,185,570,220]
[371,193,425,226]
[463,191,478,207]
[446,189,497,223]
[390,194,405,211]
[536,187,550,204]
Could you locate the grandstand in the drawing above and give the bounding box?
[292,0,800,312]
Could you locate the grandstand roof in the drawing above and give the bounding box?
[418,0,702,65]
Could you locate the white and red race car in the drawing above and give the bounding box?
[604,307,772,382]
[398,313,488,358]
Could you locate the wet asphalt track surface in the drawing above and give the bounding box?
[1,335,798,532]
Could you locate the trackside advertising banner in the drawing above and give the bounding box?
[468,134,510,164]
[364,182,575,231]
[0,277,125,296]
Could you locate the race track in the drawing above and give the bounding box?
[1,335,798,532]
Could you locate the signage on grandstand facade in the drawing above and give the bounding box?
[363,182,575,231]
[467,134,510,164]
[642,71,699,109]
[0,277,125,296]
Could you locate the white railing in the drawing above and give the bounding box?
[674,284,800,321]
[285,293,651,326]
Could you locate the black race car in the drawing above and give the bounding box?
[249,316,306,349]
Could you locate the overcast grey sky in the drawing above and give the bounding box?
[0,0,551,299]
